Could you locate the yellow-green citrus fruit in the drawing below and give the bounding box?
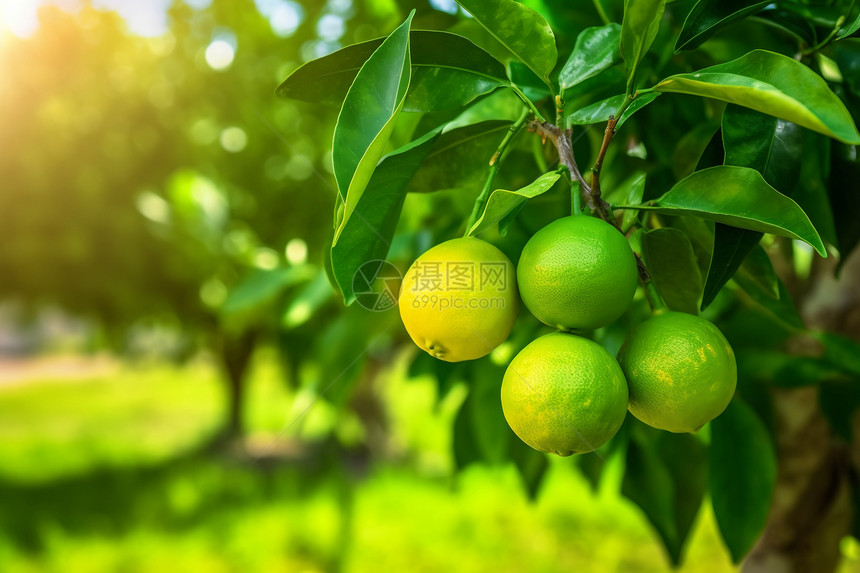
[618,312,737,433]
[501,332,628,456]
[517,215,638,331]
[398,237,518,362]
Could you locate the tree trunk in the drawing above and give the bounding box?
[743,246,860,573]
[219,329,258,438]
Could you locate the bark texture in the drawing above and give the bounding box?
[743,247,860,573]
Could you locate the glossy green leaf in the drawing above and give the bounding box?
[331,128,441,304]
[407,120,514,194]
[627,166,826,256]
[565,92,660,127]
[838,6,860,40]
[276,30,507,112]
[559,23,622,95]
[675,0,770,52]
[710,398,777,563]
[701,104,803,309]
[734,267,805,330]
[722,105,803,194]
[752,6,818,46]
[467,171,562,236]
[641,228,702,314]
[332,12,412,211]
[456,0,558,86]
[673,123,721,180]
[623,426,706,565]
[702,225,762,310]
[620,0,667,94]
[650,50,860,144]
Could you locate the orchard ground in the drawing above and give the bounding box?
[2,350,860,573]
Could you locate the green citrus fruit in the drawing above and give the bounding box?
[517,215,638,331]
[501,332,628,456]
[618,312,737,433]
[398,237,518,362]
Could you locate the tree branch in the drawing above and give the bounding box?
[529,107,663,309]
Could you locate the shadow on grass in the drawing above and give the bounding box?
[0,438,367,570]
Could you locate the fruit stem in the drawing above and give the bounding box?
[510,84,546,123]
[590,94,635,214]
[527,120,597,209]
[571,180,582,215]
[464,108,531,235]
[637,256,668,314]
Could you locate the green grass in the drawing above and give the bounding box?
[0,352,855,572]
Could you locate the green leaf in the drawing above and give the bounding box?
[702,225,762,310]
[222,266,315,319]
[509,436,549,499]
[752,6,818,46]
[331,128,441,304]
[623,426,706,565]
[830,140,860,261]
[565,91,660,127]
[559,23,622,96]
[701,104,803,309]
[453,393,482,470]
[332,10,412,209]
[628,166,827,256]
[735,244,779,300]
[641,228,702,314]
[819,380,860,441]
[282,271,334,329]
[673,123,721,180]
[467,360,511,464]
[675,0,770,52]
[838,6,860,40]
[710,398,777,563]
[650,50,860,144]
[734,265,805,330]
[456,0,558,86]
[276,30,507,112]
[313,305,397,407]
[737,350,846,388]
[722,105,803,194]
[793,130,838,249]
[815,332,860,377]
[620,0,667,94]
[467,171,562,236]
[407,120,514,194]
[834,40,860,94]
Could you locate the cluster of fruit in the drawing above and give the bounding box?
[398,215,737,455]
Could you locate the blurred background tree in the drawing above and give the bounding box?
[3,1,860,572]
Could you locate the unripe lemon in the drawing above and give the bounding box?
[398,237,518,362]
[618,312,737,433]
[501,332,628,456]
[517,215,638,331]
